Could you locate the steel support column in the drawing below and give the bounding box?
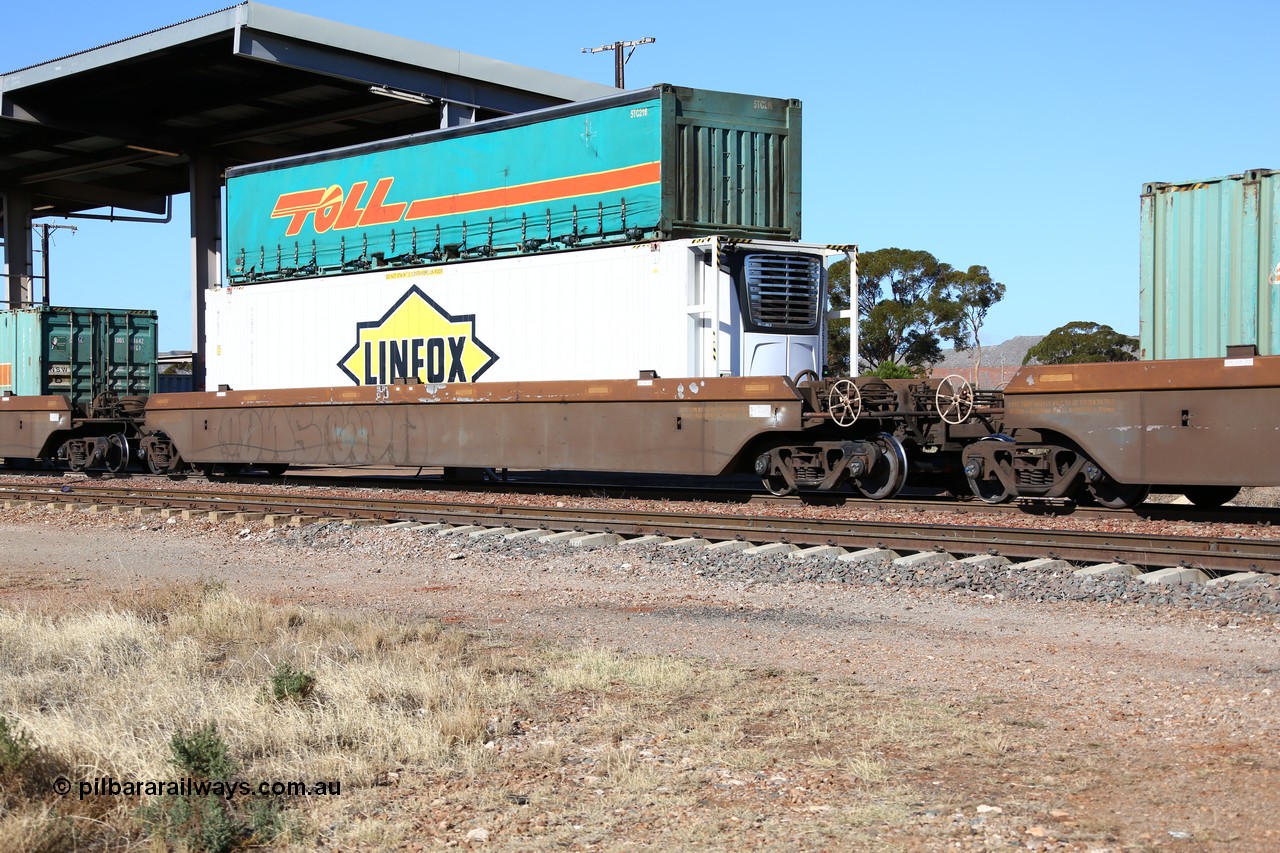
[189,153,221,391]
[3,191,33,308]
[440,101,476,128]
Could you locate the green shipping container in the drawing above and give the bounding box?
[0,306,158,404]
[1139,168,1280,359]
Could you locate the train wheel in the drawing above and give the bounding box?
[962,434,1014,504]
[966,472,1010,504]
[855,433,908,500]
[827,379,862,427]
[262,464,289,476]
[1088,479,1150,509]
[104,434,130,475]
[755,449,799,497]
[1181,485,1240,508]
[761,472,797,497]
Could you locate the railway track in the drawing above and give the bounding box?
[4,466,1278,526]
[4,481,1278,575]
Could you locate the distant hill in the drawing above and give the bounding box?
[926,336,1043,387]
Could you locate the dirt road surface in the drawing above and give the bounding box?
[2,507,1277,850]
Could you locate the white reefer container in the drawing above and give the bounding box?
[205,237,846,391]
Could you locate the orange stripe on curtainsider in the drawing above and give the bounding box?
[405,162,660,221]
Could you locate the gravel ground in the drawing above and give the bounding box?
[2,500,1279,850]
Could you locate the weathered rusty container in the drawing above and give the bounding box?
[1139,168,1280,359]
[224,84,802,282]
[0,306,157,404]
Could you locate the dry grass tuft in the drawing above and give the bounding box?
[0,581,502,850]
[0,584,1043,851]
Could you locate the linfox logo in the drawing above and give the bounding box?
[338,286,498,386]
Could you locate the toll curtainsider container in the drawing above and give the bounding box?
[224,84,802,282]
[205,237,846,392]
[1139,168,1280,360]
[0,306,158,404]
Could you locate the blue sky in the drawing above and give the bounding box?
[6,0,1278,352]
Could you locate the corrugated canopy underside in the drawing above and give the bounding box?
[0,2,613,219]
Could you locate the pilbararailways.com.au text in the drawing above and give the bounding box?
[55,776,341,801]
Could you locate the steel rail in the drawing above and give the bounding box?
[5,484,1278,574]
[3,468,1278,526]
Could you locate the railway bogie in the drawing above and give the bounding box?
[776,373,997,498]
[0,392,147,475]
[960,356,1280,506]
[753,438,887,497]
[138,431,182,475]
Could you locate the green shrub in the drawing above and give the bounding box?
[245,797,289,841]
[141,790,244,853]
[268,662,316,703]
[868,360,919,379]
[143,722,286,852]
[170,722,237,781]
[0,715,36,776]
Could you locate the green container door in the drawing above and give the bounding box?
[103,310,158,399]
[663,87,801,240]
[1139,169,1280,359]
[0,306,157,404]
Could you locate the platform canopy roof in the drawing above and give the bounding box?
[0,2,614,219]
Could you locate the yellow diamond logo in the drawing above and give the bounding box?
[338,286,498,385]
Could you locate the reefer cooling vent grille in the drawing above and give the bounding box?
[743,253,821,330]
